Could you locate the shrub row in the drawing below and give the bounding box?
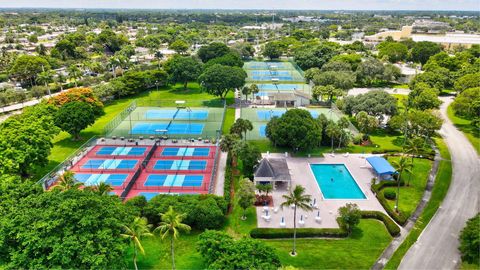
[360,211,401,236]
[371,181,408,226]
[250,211,400,239]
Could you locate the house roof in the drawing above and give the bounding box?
[254,158,291,182]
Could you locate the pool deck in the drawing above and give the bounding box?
[256,153,387,229]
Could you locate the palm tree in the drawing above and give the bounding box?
[219,133,241,166]
[325,122,341,154]
[54,73,67,91]
[241,86,251,103]
[337,117,350,149]
[67,65,82,87]
[85,182,114,195]
[36,69,54,96]
[108,56,120,78]
[392,155,413,213]
[154,206,191,270]
[154,51,164,69]
[230,118,253,140]
[121,217,153,270]
[404,137,424,186]
[280,185,312,256]
[250,84,259,102]
[51,171,81,192]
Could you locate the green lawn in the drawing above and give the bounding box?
[266,220,392,269]
[383,158,432,218]
[125,233,205,269]
[447,105,479,155]
[222,107,236,135]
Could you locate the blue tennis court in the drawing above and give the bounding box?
[130,123,204,135]
[257,84,305,91]
[144,174,204,187]
[251,70,292,76]
[81,159,138,170]
[153,160,207,170]
[74,173,128,186]
[145,109,208,120]
[161,147,210,157]
[252,75,294,81]
[96,146,147,156]
[256,110,320,121]
[245,61,292,69]
[260,125,267,137]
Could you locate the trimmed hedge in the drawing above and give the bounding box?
[250,227,348,239]
[384,190,396,200]
[250,211,400,239]
[371,181,408,226]
[360,211,401,237]
[224,153,233,208]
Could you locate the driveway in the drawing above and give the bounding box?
[399,97,480,269]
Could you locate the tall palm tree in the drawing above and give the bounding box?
[337,117,350,149]
[404,136,424,186]
[230,118,253,140]
[51,171,81,192]
[392,155,413,213]
[219,133,241,166]
[154,206,191,270]
[121,217,153,270]
[67,65,82,87]
[36,69,55,96]
[250,84,259,102]
[280,185,312,256]
[326,122,341,153]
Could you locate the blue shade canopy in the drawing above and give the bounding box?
[366,156,398,175]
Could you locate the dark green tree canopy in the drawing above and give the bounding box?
[294,42,340,70]
[199,64,247,99]
[205,52,243,68]
[411,41,442,65]
[9,55,50,86]
[266,108,322,151]
[198,230,281,270]
[197,42,230,63]
[54,101,96,140]
[0,189,132,269]
[164,55,202,88]
[377,41,408,63]
[342,90,398,118]
[262,41,284,59]
[459,214,480,264]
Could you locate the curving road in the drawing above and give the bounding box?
[399,97,480,270]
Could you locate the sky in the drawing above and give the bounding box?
[0,0,478,11]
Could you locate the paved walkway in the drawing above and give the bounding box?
[399,97,480,269]
[213,151,227,196]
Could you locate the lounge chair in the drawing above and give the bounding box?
[280,217,286,227]
[343,152,349,157]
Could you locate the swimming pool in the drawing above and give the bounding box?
[310,164,366,199]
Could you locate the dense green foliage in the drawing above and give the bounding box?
[141,194,228,230]
[459,214,480,264]
[342,90,397,118]
[265,108,322,151]
[164,55,202,89]
[0,185,132,269]
[198,230,281,270]
[199,64,247,99]
[55,101,96,140]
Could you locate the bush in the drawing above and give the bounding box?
[352,134,363,145]
[142,194,227,230]
[371,182,408,226]
[361,211,401,237]
[384,190,397,200]
[459,214,480,264]
[250,227,348,239]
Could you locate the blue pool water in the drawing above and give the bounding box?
[153,160,207,170]
[74,173,128,186]
[145,109,208,120]
[144,174,204,187]
[96,146,147,156]
[130,123,204,135]
[81,159,138,170]
[161,147,210,157]
[310,164,366,199]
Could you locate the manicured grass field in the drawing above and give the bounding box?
[383,157,432,217]
[447,105,479,155]
[266,220,392,269]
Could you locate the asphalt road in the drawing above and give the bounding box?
[399,97,480,270]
